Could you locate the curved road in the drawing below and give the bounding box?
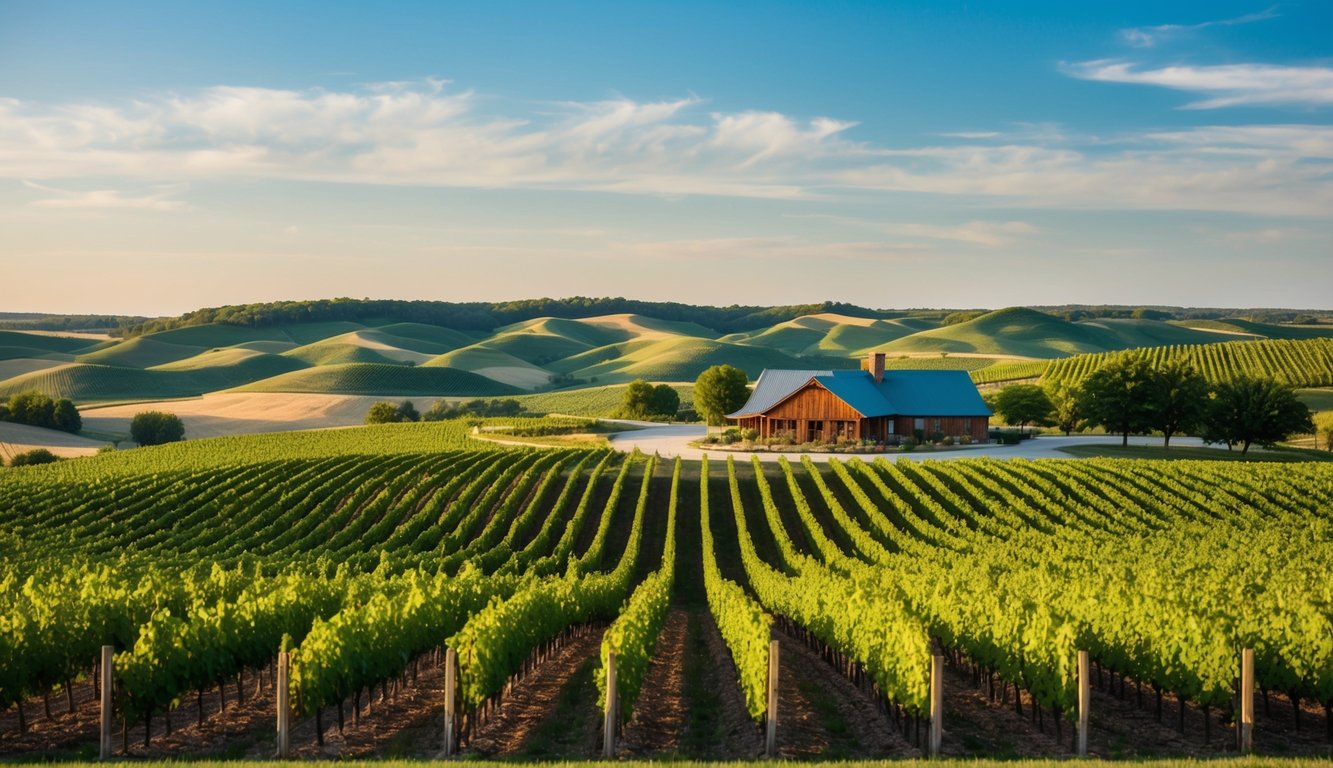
[606,421,1222,462]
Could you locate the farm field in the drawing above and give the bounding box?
[1,428,1330,761]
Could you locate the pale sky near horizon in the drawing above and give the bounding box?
[1,1,1331,316]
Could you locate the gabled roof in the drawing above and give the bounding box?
[727,367,991,419]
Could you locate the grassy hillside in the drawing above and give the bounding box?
[9,305,1331,405]
[882,307,1224,358]
[0,364,215,402]
[1175,318,1333,340]
[567,337,849,384]
[76,336,205,368]
[0,330,98,355]
[139,323,293,348]
[235,363,521,396]
[423,345,552,389]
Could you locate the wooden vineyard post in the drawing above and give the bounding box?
[765,639,779,758]
[602,651,617,759]
[443,648,457,757]
[1239,648,1254,754]
[276,652,291,758]
[99,645,113,760]
[929,652,943,757]
[1077,650,1090,757]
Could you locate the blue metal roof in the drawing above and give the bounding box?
[875,370,992,416]
[727,367,991,419]
[814,370,895,417]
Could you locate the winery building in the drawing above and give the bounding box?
[726,352,991,443]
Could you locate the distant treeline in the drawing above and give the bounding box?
[118,297,945,337]
[0,313,150,332]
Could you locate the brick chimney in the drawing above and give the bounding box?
[868,351,885,383]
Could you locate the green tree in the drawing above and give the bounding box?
[9,448,60,467]
[1203,376,1314,455]
[618,379,677,419]
[619,379,654,419]
[395,400,420,423]
[6,391,55,428]
[129,411,185,446]
[51,398,82,434]
[1045,382,1084,436]
[992,384,1054,436]
[365,401,400,424]
[694,365,749,426]
[648,384,680,419]
[1315,411,1333,452]
[1077,354,1157,446]
[1147,361,1208,448]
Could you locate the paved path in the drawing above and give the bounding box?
[605,421,1223,463]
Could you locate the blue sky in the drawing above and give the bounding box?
[1,1,1330,314]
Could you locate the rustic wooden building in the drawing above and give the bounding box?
[726,352,991,443]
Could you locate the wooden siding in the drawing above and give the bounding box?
[764,383,862,421]
[892,416,989,442]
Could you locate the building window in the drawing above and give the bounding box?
[932,418,942,434]
[914,417,925,431]
[964,418,972,433]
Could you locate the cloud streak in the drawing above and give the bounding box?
[1,81,1330,217]
[21,180,190,211]
[1065,60,1333,109]
[1119,6,1279,48]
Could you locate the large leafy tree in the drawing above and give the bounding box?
[1146,361,1208,448]
[130,411,185,446]
[1203,376,1313,455]
[1045,382,1084,436]
[992,384,1054,436]
[694,365,749,426]
[617,380,678,419]
[1077,354,1157,446]
[5,391,55,429]
[51,398,82,434]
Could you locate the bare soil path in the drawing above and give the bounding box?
[463,625,605,759]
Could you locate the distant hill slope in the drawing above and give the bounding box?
[234,363,521,396]
[882,307,1228,358]
[4,306,1331,404]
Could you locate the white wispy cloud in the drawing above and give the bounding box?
[1,81,1331,216]
[21,180,190,211]
[792,214,1039,248]
[1065,60,1333,109]
[1119,6,1279,48]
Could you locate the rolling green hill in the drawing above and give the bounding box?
[0,330,98,355]
[1174,318,1333,340]
[6,304,1332,404]
[234,363,521,396]
[881,307,1226,358]
[423,345,552,389]
[77,336,205,368]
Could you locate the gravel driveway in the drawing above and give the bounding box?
[605,421,1223,463]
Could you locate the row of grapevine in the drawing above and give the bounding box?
[1042,337,1333,388]
[597,457,681,720]
[449,454,656,708]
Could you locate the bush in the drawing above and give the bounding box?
[8,448,60,467]
[423,398,524,421]
[51,399,81,434]
[130,411,185,446]
[365,401,400,424]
